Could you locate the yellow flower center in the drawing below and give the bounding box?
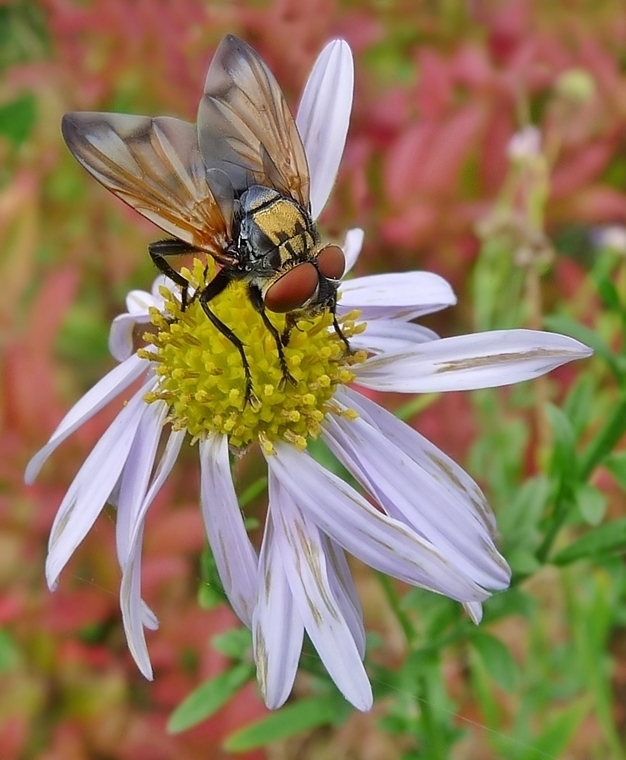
[140,260,366,452]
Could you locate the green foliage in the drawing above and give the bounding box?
[470,631,520,692]
[224,695,351,751]
[0,93,36,147]
[168,663,255,733]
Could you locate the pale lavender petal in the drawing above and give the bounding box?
[109,313,152,362]
[350,319,439,355]
[141,601,159,631]
[109,280,172,361]
[266,445,489,603]
[464,602,483,624]
[120,523,153,679]
[321,535,366,659]
[25,355,150,484]
[199,434,258,627]
[338,271,456,321]
[45,381,152,589]
[355,329,593,393]
[126,287,160,314]
[322,412,510,590]
[339,388,496,534]
[150,274,175,299]
[115,400,168,565]
[131,427,186,536]
[252,516,303,710]
[297,39,353,220]
[343,228,364,274]
[121,425,185,636]
[270,473,372,711]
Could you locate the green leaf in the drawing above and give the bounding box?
[507,549,541,576]
[596,276,621,311]
[239,476,267,507]
[578,393,626,479]
[211,627,252,659]
[0,93,36,146]
[0,629,19,672]
[552,518,626,565]
[520,698,590,760]
[395,393,438,420]
[543,315,620,378]
[562,373,595,436]
[574,483,607,526]
[604,451,626,489]
[470,632,519,693]
[167,663,254,733]
[198,583,224,610]
[546,404,577,481]
[482,588,536,623]
[224,694,350,751]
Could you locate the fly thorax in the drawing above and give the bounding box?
[238,185,319,273]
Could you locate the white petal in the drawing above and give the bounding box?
[25,354,150,484]
[24,356,149,485]
[343,228,364,274]
[199,434,258,627]
[297,39,353,220]
[321,535,366,659]
[338,271,456,321]
[464,602,483,624]
[355,329,593,393]
[45,382,152,589]
[350,319,439,355]
[266,445,490,603]
[270,473,372,711]
[125,288,159,314]
[322,412,510,590]
[141,601,159,631]
[339,387,497,535]
[252,516,303,710]
[116,401,168,565]
[109,313,152,362]
[120,524,153,679]
[150,274,175,299]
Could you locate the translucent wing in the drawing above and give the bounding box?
[198,35,310,208]
[61,112,236,262]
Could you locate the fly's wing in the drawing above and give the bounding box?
[61,112,237,264]
[198,35,310,209]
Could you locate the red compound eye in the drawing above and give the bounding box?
[316,244,345,280]
[265,262,319,313]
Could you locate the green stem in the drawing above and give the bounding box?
[578,392,626,481]
[417,673,446,760]
[377,573,415,646]
[537,392,626,563]
[536,492,571,564]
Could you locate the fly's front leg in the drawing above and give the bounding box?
[330,295,352,355]
[281,313,298,347]
[248,285,297,390]
[200,270,257,408]
[149,239,199,310]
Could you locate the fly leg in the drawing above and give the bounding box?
[200,270,257,408]
[281,313,298,347]
[330,294,352,354]
[149,239,199,310]
[248,285,297,390]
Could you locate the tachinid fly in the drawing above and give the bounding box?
[61,35,350,404]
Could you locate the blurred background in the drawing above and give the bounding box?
[4,0,626,758]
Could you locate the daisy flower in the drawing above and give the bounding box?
[26,38,592,712]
